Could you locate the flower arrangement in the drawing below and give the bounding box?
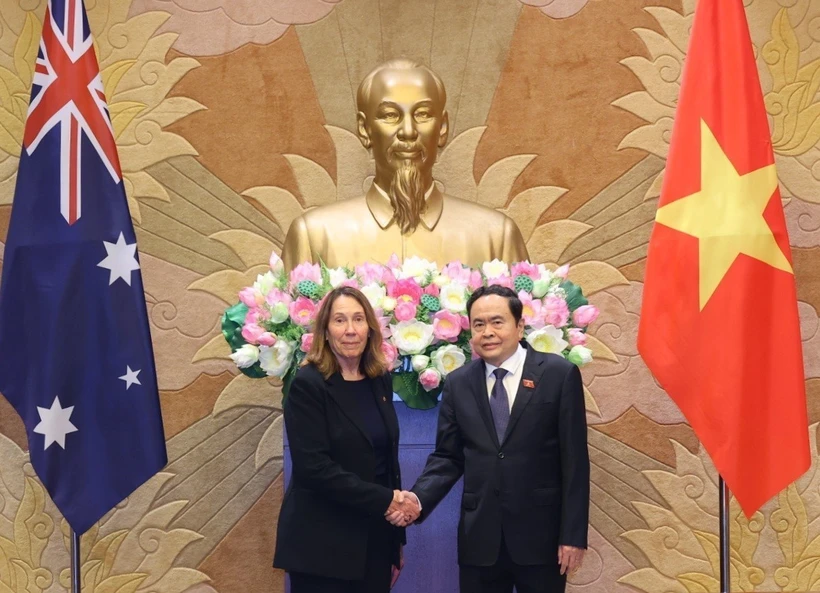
[222,253,600,409]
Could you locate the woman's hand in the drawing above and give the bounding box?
[385,490,420,526]
[391,545,404,588]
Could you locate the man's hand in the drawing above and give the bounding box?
[558,545,585,576]
[385,490,420,526]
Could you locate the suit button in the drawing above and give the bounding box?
[498,452,505,459]
[494,489,500,496]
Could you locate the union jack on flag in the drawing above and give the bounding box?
[0,0,166,534]
[24,0,122,225]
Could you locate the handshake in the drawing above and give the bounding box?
[385,490,421,527]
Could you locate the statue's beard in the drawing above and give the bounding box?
[387,143,429,234]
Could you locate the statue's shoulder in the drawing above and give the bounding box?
[297,196,370,223]
[442,194,514,224]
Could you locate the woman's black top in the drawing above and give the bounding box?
[338,377,390,477]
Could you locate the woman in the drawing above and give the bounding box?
[274,286,405,593]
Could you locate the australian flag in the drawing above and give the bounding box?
[0,0,166,534]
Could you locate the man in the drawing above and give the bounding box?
[281,59,528,272]
[390,285,589,593]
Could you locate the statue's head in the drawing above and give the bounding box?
[356,59,449,234]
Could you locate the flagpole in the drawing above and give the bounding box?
[70,529,81,593]
[718,476,730,593]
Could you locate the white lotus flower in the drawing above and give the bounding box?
[482,259,509,278]
[270,302,289,324]
[361,283,387,309]
[568,345,593,366]
[439,283,468,313]
[526,326,568,354]
[398,256,438,283]
[259,340,296,377]
[230,344,260,368]
[254,271,277,295]
[432,345,466,376]
[531,278,550,298]
[269,251,285,274]
[411,354,430,371]
[390,321,435,355]
[327,267,348,288]
[433,274,451,287]
[383,296,397,312]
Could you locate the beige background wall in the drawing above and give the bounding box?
[0,0,819,591]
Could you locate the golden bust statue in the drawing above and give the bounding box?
[281,58,529,272]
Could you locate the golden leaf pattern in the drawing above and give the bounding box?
[12,13,38,104]
[620,441,765,592]
[772,427,820,591]
[13,478,52,569]
[0,1,204,213]
[762,9,820,157]
[614,2,820,203]
[0,433,213,593]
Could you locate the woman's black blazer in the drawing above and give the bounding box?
[273,363,405,580]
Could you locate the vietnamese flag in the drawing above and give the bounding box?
[637,0,809,516]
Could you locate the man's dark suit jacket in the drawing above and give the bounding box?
[273,364,405,581]
[412,345,590,567]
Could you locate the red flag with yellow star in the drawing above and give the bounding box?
[637,0,809,516]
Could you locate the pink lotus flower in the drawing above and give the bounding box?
[265,288,292,307]
[300,333,314,353]
[487,275,513,289]
[424,283,440,297]
[388,278,423,305]
[460,314,470,330]
[386,253,401,271]
[355,262,387,285]
[289,262,321,286]
[442,261,471,285]
[245,308,269,325]
[518,291,546,329]
[419,368,442,391]
[554,264,570,280]
[381,268,397,284]
[239,287,264,308]
[289,297,316,327]
[241,323,266,344]
[269,252,284,273]
[543,296,570,328]
[567,328,587,347]
[433,310,462,342]
[378,316,392,339]
[341,278,360,289]
[258,332,277,347]
[468,270,483,291]
[394,301,418,322]
[381,341,399,370]
[511,261,539,280]
[572,305,599,328]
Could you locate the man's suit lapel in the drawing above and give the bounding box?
[503,349,547,442]
[471,361,500,449]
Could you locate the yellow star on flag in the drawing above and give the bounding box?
[655,119,792,310]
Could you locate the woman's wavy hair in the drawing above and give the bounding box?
[304,286,388,379]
